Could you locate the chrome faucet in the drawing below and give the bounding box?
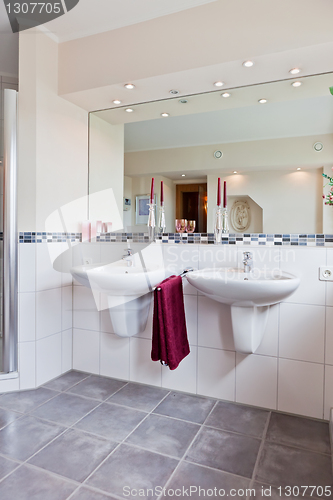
[122,248,133,267]
[243,251,253,273]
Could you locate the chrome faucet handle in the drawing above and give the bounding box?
[243,251,253,261]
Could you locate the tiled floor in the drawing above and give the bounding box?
[0,371,331,500]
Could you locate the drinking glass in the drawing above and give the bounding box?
[175,219,187,233]
[186,220,196,233]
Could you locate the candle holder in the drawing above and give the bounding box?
[222,207,229,234]
[158,202,166,233]
[214,206,223,243]
[147,203,156,242]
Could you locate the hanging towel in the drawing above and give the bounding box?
[151,275,190,370]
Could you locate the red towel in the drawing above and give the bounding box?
[151,275,190,370]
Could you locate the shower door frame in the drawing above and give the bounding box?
[2,88,18,374]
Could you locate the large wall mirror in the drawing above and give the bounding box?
[89,73,333,234]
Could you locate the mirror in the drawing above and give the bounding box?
[89,73,333,234]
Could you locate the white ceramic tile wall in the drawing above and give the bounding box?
[36,332,62,386]
[66,243,333,420]
[235,353,278,409]
[0,242,74,393]
[278,358,324,419]
[6,241,333,422]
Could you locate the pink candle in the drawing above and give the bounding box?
[81,221,90,242]
[217,177,221,206]
[90,221,97,242]
[223,181,227,208]
[150,177,155,204]
[161,181,164,204]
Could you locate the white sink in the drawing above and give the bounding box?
[187,267,300,354]
[71,261,165,296]
[186,267,300,307]
[70,261,165,337]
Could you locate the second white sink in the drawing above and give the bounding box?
[186,267,300,307]
[187,267,300,354]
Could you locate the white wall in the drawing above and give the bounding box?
[123,175,132,229]
[0,28,88,391]
[207,169,323,233]
[70,241,333,420]
[127,175,176,232]
[18,29,88,233]
[124,136,333,176]
[125,137,329,233]
[89,114,124,225]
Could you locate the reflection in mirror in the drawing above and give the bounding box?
[89,73,333,234]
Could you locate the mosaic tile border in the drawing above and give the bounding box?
[19,232,81,243]
[18,232,333,246]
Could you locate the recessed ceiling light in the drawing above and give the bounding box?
[124,83,135,90]
[125,108,134,113]
[292,81,302,87]
[221,92,231,98]
[290,68,301,75]
[258,99,267,104]
[233,171,237,174]
[169,89,179,95]
[179,99,188,104]
[112,100,122,104]
[214,81,224,87]
[243,60,254,68]
[297,168,301,171]
[181,174,186,177]
[161,113,170,117]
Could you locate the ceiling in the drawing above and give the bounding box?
[45,0,218,42]
[123,95,333,152]
[91,73,333,152]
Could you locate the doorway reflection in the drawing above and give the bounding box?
[176,183,207,233]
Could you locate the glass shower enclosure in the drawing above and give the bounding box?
[0,81,18,374]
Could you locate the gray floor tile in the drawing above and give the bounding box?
[0,415,64,461]
[186,426,261,478]
[0,388,57,413]
[74,403,147,441]
[67,375,127,401]
[153,392,215,424]
[255,442,333,488]
[87,444,178,499]
[0,464,76,500]
[29,428,116,483]
[0,407,22,430]
[70,488,116,500]
[43,371,90,392]
[165,461,251,500]
[0,455,19,481]
[126,414,200,458]
[266,412,331,455]
[31,392,99,427]
[205,401,269,438]
[108,383,169,412]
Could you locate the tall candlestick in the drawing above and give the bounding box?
[150,177,155,204]
[161,181,164,204]
[217,178,221,206]
[223,181,227,208]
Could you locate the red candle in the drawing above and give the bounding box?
[217,178,221,206]
[161,181,164,204]
[150,177,155,204]
[223,181,227,208]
